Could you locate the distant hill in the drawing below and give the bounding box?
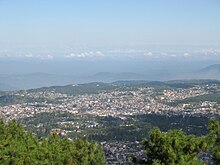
[112,80,165,86]
[2,65,220,91]
[199,64,220,73]
[91,72,145,82]
[167,79,220,85]
[190,64,220,80]
[113,79,220,89]
[28,82,119,95]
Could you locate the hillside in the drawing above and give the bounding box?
[195,64,220,79]
[27,82,119,95]
[200,64,220,73]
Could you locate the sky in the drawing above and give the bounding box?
[0,1,220,88]
[0,0,220,49]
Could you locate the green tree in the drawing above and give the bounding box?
[141,128,207,165]
[207,118,220,164]
[0,119,105,165]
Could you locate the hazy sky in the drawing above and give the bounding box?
[0,0,220,48]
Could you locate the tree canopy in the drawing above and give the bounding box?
[0,119,105,165]
[207,118,220,164]
[141,128,207,165]
[132,119,220,165]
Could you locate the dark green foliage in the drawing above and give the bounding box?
[136,119,220,164]
[135,114,210,136]
[141,128,207,165]
[21,112,210,142]
[207,119,220,164]
[0,119,105,165]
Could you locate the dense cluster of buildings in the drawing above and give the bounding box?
[0,84,220,121]
[103,141,146,165]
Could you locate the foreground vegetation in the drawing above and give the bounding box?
[133,119,220,165]
[0,120,105,165]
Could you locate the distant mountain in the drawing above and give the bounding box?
[196,64,220,79]
[199,64,220,73]
[2,63,220,90]
[91,72,146,82]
